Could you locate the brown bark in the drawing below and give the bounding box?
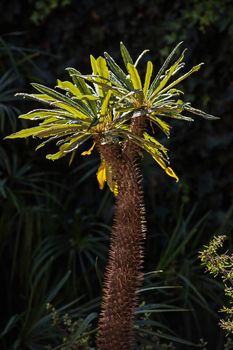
[96,143,146,350]
[123,114,145,161]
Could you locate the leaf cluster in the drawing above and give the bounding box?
[199,235,233,335]
[6,42,218,189]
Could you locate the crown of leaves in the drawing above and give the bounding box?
[6,42,218,192]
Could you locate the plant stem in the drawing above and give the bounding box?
[96,143,146,350]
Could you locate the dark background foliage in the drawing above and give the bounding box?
[1,0,233,349]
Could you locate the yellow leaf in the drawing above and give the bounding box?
[90,55,98,75]
[81,142,95,156]
[100,91,112,116]
[158,63,204,95]
[143,132,168,157]
[127,63,142,90]
[57,80,80,96]
[152,155,179,182]
[90,55,103,96]
[143,61,153,96]
[5,126,48,139]
[96,161,107,190]
[69,151,76,166]
[34,94,55,101]
[96,56,109,80]
[150,116,171,137]
[106,165,118,196]
[46,150,64,161]
[165,167,179,182]
[55,102,91,121]
[151,50,186,99]
[152,154,167,170]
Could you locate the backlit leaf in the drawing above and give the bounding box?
[143,61,153,96]
[81,142,95,156]
[60,134,91,153]
[106,164,118,196]
[56,79,81,96]
[165,167,179,182]
[184,105,219,120]
[19,109,75,120]
[158,63,204,95]
[90,55,98,75]
[148,41,183,97]
[96,160,107,189]
[100,91,112,116]
[96,56,109,80]
[5,126,49,139]
[134,49,150,67]
[104,51,133,90]
[148,115,171,136]
[46,150,64,161]
[66,67,97,114]
[127,63,142,90]
[120,42,133,69]
[151,50,186,99]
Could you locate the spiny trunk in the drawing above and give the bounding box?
[124,114,145,161]
[96,144,146,350]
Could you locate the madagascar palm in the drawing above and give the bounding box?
[5,42,218,350]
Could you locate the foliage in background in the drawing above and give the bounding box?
[199,235,233,335]
[0,0,233,349]
[29,0,72,25]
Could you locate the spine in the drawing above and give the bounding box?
[97,144,146,349]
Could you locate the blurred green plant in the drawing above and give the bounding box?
[199,235,233,335]
[29,0,72,25]
[0,71,20,131]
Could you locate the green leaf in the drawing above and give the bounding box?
[76,74,127,97]
[127,63,142,90]
[158,63,204,95]
[55,102,91,122]
[90,55,98,75]
[46,150,65,161]
[100,91,112,116]
[40,117,62,125]
[15,93,55,105]
[32,83,94,119]
[36,124,82,138]
[0,315,20,337]
[150,49,186,99]
[60,134,91,153]
[66,67,97,115]
[90,55,107,96]
[5,126,50,139]
[184,105,220,120]
[143,61,153,96]
[148,115,171,136]
[57,80,98,101]
[69,151,76,165]
[104,51,133,90]
[143,132,168,158]
[46,134,91,160]
[115,129,167,161]
[56,79,81,96]
[148,41,183,97]
[19,109,81,122]
[35,135,61,150]
[120,42,133,69]
[67,68,94,95]
[96,56,109,80]
[31,83,80,108]
[134,49,150,67]
[162,113,194,122]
